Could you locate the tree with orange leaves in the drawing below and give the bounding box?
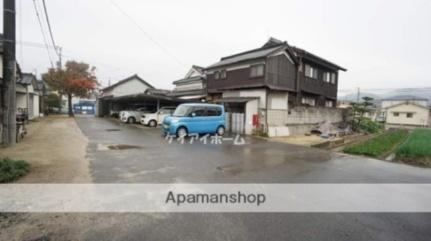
[42,61,98,117]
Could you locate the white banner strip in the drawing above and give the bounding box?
[1,184,430,212]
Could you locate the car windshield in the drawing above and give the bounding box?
[172,105,192,117]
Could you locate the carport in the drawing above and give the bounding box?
[215,97,259,135]
[97,93,183,117]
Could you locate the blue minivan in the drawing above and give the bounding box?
[162,103,225,137]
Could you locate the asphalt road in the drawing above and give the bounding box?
[73,116,431,241]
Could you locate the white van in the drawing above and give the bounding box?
[140,106,176,127]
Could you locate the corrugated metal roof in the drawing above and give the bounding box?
[382,95,428,101]
[172,75,204,85]
[18,73,35,85]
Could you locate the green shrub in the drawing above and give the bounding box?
[358,117,383,134]
[343,129,408,157]
[0,158,30,183]
[396,129,431,158]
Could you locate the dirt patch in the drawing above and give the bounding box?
[0,116,98,240]
[270,135,328,146]
[107,144,142,150]
[394,157,431,168]
[0,116,91,183]
[0,213,170,241]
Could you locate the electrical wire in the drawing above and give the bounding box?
[32,0,54,68]
[110,0,185,67]
[41,0,60,57]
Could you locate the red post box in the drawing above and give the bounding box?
[252,114,259,126]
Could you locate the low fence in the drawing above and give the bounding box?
[267,107,349,136]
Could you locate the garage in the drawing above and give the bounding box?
[97,93,182,117]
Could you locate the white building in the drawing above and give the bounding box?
[97,74,162,116]
[381,96,430,128]
[101,74,154,98]
[16,73,42,120]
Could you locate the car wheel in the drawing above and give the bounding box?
[176,127,188,137]
[127,117,135,124]
[149,120,157,127]
[216,126,225,136]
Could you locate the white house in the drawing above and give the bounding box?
[16,73,41,120]
[97,74,158,116]
[382,96,430,128]
[101,74,154,98]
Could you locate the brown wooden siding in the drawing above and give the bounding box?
[300,76,337,98]
[207,67,265,93]
[265,55,296,91]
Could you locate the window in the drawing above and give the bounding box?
[214,71,220,80]
[330,73,336,84]
[220,70,227,79]
[393,112,399,117]
[325,100,333,107]
[323,72,331,83]
[173,105,191,117]
[159,109,173,115]
[250,65,264,77]
[407,113,414,118]
[206,107,222,116]
[301,97,315,106]
[305,64,318,79]
[190,107,206,117]
[305,65,312,78]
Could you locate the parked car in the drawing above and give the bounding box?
[110,110,120,118]
[140,106,176,127]
[162,103,225,137]
[120,107,151,123]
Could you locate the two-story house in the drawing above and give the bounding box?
[171,65,206,101]
[205,37,346,135]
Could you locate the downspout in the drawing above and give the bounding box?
[26,85,29,116]
[296,57,302,106]
[265,88,269,135]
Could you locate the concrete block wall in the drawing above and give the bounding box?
[267,107,347,136]
[267,109,287,126]
[286,107,345,125]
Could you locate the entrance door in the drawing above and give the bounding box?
[223,102,245,134]
[28,95,34,119]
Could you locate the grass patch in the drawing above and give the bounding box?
[0,158,30,183]
[343,129,409,157]
[395,129,431,167]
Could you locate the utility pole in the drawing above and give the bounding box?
[356,87,360,103]
[1,0,17,146]
[56,46,62,69]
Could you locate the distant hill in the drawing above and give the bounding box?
[338,92,380,101]
[338,87,431,104]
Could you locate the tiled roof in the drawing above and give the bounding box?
[206,44,284,69]
[382,95,428,101]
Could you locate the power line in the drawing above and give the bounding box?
[32,0,54,68]
[41,0,59,57]
[110,0,185,67]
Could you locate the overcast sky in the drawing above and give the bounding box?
[2,0,431,91]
